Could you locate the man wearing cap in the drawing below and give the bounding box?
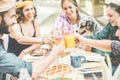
[0,0,64,80]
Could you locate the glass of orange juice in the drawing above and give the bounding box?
[64,34,75,48]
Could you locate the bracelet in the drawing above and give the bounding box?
[22,51,27,54]
[41,37,44,44]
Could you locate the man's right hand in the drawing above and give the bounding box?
[50,44,64,57]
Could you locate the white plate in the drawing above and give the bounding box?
[85,56,105,62]
[22,54,44,62]
[76,67,102,74]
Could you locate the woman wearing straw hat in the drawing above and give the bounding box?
[0,0,64,79]
[74,0,120,74]
[7,0,50,59]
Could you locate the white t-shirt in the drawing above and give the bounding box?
[71,24,77,34]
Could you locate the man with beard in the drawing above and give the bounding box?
[0,0,64,80]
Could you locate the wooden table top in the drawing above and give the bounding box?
[23,47,104,80]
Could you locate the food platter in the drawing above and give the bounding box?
[43,64,74,77]
[22,54,44,62]
[41,64,75,80]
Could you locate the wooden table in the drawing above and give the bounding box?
[70,48,103,80]
[23,48,104,80]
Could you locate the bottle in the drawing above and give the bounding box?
[18,68,32,80]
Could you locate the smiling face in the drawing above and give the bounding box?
[4,8,17,27]
[0,8,17,34]
[106,6,120,26]
[62,0,77,20]
[22,5,35,21]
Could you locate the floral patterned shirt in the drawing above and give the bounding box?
[52,13,103,39]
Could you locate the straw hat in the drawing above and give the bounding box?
[0,0,20,12]
[16,0,34,9]
[110,0,120,6]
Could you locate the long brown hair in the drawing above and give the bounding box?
[16,0,37,23]
[106,3,120,15]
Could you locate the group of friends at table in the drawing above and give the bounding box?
[0,0,120,80]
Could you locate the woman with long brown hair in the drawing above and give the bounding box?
[7,0,44,59]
